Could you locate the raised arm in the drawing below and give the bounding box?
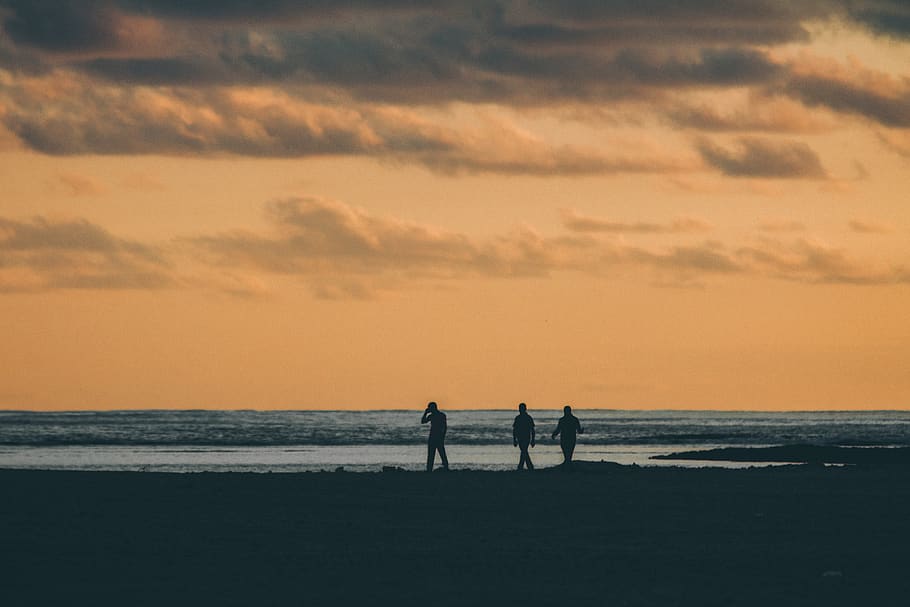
[421,410,432,424]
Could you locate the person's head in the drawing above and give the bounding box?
[563,405,572,415]
[427,401,438,412]
[518,402,527,413]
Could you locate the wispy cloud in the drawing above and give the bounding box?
[3,200,908,297]
[186,198,910,297]
[562,210,713,234]
[56,172,107,196]
[697,137,827,178]
[849,219,894,234]
[0,215,173,292]
[737,237,910,285]
[780,56,910,128]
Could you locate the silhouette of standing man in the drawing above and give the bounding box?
[512,402,536,470]
[421,401,449,472]
[551,405,583,466]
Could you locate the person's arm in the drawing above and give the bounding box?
[531,418,536,447]
[551,419,561,440]
[513,418,518,446]
[421,410,431,424]
[576,418,584,434]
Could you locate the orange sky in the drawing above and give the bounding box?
[1,2,909,410]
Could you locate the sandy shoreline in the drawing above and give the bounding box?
[3,464,909,606]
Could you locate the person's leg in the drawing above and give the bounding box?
[518,440,531,470]
[427,441,435,472]
[565,438,576,463]
[438,443,449,469]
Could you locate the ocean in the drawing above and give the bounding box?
[1,409,908,472]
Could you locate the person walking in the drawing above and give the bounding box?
[421,401,449,472]
[551,405,583,466]
[512,402,536,470]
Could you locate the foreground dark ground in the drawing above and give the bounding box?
[2,464,909,606]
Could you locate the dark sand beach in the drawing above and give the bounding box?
[3,464,909,606]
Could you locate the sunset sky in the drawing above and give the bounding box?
[1,1,909,410]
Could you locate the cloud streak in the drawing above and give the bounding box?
[0,215,173,292]
[697,137,827,178]
[0,76,690,175]
[3,200,908,297]
[562,210,713,234]
[187,198,910,297]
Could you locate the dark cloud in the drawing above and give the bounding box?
[782,74,910,128]
[0,0,164,58]
[846,2,910,39]
[0,0,906,170]
[496,22,809,48]
[0,215,173,292]
[1,0,124,53]
[119,0,446,21]
[82,57,226,85]
[697,137,827,178]
[0,76,688,175]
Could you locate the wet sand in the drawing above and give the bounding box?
[654,445,910,465]
[2,464,909,606]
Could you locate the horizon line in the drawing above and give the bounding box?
[2,407,909,414]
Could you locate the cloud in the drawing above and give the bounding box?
[780,57,910,128]
[116,0,446,22]
[189,197,910,297]
[736,237,910,285]
[562,210,713,234]
[186,197,740,296]
[845,1,910,39]
[0,0,162,55]
[0,76,691,175]
[1,0,904,171]
[849,219,894,234]
[667,94,837,133]
[56,172,107,196]
[877,129,910,157]
[697,137,827,178]
[0,215,173,292]
[0,1,799,107]
[3,201,907,297]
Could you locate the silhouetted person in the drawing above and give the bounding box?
[551,405,583,466]
[512,402,536,470]
[421,401,449,472]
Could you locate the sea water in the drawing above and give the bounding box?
[1,409,908,472]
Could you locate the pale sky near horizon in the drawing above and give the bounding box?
[1,1,909,410]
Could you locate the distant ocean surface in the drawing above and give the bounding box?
[1,409,909,472]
